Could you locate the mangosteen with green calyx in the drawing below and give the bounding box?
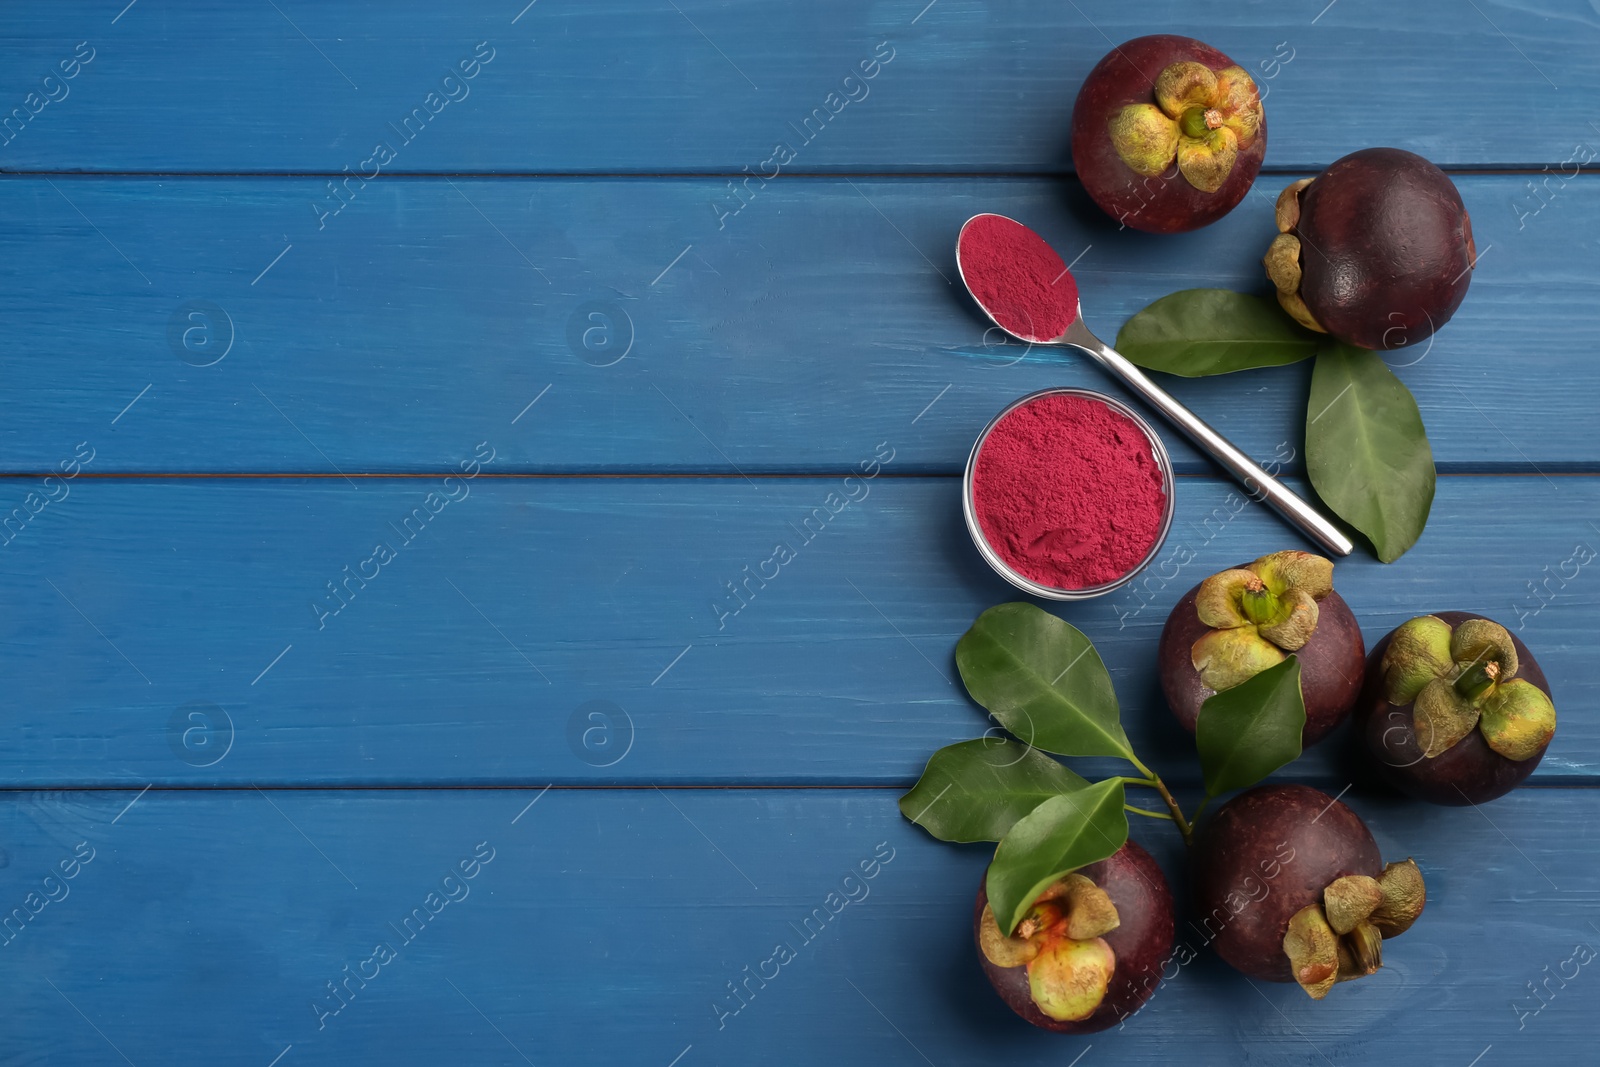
[1264,148,1475,351]
[1158,551,1364,746]
[975,841,1174,1033]
[1357,612,1556,805]
[1072,35,1266,233]
[1191,784,1426,999]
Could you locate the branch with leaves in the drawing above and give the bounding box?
[901,602,1306,936]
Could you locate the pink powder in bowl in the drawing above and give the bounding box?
[970,391,1170,591]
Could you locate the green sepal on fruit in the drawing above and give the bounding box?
[1071,35,1267,232]
[1264,149,1475,351]
[1108,61,1262,193]
[1159,552,1363,750]
[1281,858,1426,998]
[977,873,1122,1022]
[1192,785,1427,1000]
[1379,615,1557,761]
[1191,550,1333,692]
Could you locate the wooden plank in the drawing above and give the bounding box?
[0,174,1592,474]
[0,785,1592,1064]
[3,473,1592,786]
[0,2,1593,173]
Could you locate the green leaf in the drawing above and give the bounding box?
[1195,656,1306,797]
[956,603,1131,759]
[1115,289,1320,377]
[898,738,1091,844]
[985,779,1129,936]
[1305,342,1436,562]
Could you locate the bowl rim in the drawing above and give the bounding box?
[962,386,1177,601]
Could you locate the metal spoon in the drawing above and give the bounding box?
[956,213,1353,558]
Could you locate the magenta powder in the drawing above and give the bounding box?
[972,393,1168,590]
[958,214,1080,342]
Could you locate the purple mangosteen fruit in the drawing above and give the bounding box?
[1357,612,1556,805]
[1158,551,1364,746]
[1071,35,1266,233]
[1264,148,1475,350]
[1192,784,1425,998]
[974,841,1174,1033]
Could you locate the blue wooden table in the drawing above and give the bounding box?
[2,2,1595,1063]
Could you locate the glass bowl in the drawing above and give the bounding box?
[962,387,1177,601]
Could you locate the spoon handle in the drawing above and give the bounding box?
[1075,331,1355,557]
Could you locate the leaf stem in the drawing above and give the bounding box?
[1116,776,1162,790]
[1126,754,1193,847]
[1125,805,1173,821]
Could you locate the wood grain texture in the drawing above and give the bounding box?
[2,473,1591,787]
[0,1,1593,173]
[0,786,1592,1065]
[4,1,1597,1061]
[0,174,1592,474]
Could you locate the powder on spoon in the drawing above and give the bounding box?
[958,214,1081,342]
[972,392,1168,590]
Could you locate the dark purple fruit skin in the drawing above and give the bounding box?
[1296,147,1474,350]
[1192,784,1381,982]
[1070,35,1265,234]
[1357,611,1551,806]
[1157,570,1365,746]
[974,841,1174,1033]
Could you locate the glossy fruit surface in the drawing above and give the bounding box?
[1265,148,1475,349]
[1357,611,1553,805]
[1071,35,1265,233]
[1191,784,1380,984]
[974,841,1174,1033]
